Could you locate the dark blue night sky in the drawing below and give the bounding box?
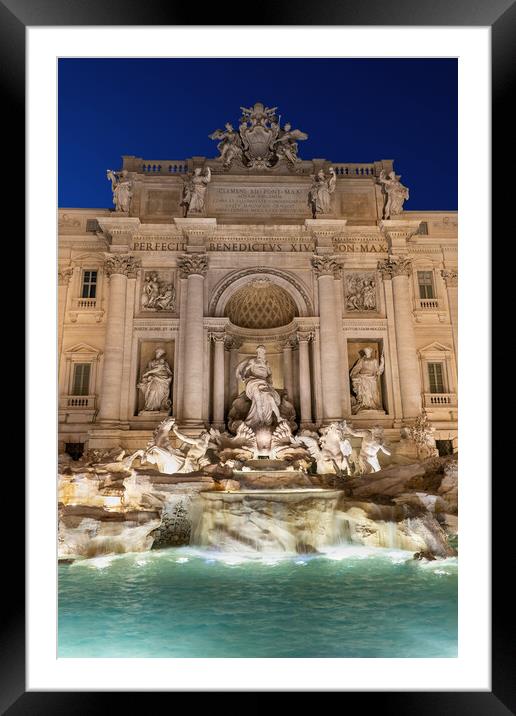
[58,58,457,210]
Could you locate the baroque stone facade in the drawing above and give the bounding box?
[58,103,458,454]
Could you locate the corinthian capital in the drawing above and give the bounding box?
[441,268,458,287]
[177,253,208,278]
[377,256,412,279]
[297,330,315,343]
[104,254,141,278]
[311,255,341,278]
[58,266,74,285]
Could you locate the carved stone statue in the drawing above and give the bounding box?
[137,348,172,412]
[272,122,308,165]
[106,169,132,213]
[408,410,439,459]
[293,423,353,475]
[377,170,409,219]
[141,272,176,312]
[308,168,336,218]
[181,167,211,216]
[345,273,377,312]
[235,344,281,429]
[208,123,243,168]
[342,423,391,474]
[350,347,385,413]
[133,417,211,474]
[209,103,308,169]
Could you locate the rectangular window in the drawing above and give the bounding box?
[417,221,429,235]
[427,362,445,393]
[417,270,435,299]
[81,270,97,299]
[72,363,91,396]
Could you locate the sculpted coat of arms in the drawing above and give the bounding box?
[209,102,308,169]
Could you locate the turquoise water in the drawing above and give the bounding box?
[58,545,457,658]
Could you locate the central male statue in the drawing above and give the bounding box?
[235,345,282,429]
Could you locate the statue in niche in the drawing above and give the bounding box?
[342,422,391,474]
[106,169,132,213]
[235,344,282,429]
[130,417,211,474]
[377,170,409,219]
[180,167,211,216]
[345,274,377,312]
[308,167,336,218]
[141,272,176,312]
[208,123,244,168]
[137,348,172,412]
[350,347,385,413]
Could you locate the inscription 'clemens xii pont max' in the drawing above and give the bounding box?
[207,185,307,216]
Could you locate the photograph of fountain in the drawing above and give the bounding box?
[58,58,458,658]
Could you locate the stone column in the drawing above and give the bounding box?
[312,255,343,423]
[178,253,208,428]
[298,332,313,427]
[97,254,140,423]
[58,266,73,362]
[441,269,458,366]
[210,332,226,429]
[281,335,296,402]
[378,256,421,419]
[226,336,242,406]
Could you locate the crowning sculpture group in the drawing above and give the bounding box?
[106,102,409,220]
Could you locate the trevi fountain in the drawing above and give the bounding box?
[58,102,457,657]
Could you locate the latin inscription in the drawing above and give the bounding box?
[207,185,309,216]
[132,240,388,253]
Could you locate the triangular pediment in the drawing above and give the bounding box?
[65,342,101,355]
[418,341,451,355]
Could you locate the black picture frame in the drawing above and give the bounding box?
[6,0,508,710]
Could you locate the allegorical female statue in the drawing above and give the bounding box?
[377,170,409,219]
[235,345,282,429]
[349,347,385,413]
[180,167,211,216]
[308,167,336,218]
[106,169,132,213]
[137,348,172,412]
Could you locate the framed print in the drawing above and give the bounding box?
[3,0,510,710]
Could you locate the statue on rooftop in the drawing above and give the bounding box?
[106,169,132,213]
[180,167,211,216]
[209,103,308,169]
[377,170,409,218]
[308,168,336,218]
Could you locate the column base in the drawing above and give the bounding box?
[211,421,226,432]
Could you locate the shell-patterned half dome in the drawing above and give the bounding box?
[224,279,297,329]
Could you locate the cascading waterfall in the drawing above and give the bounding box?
[190,488,452,556]
[190,489,343,554]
